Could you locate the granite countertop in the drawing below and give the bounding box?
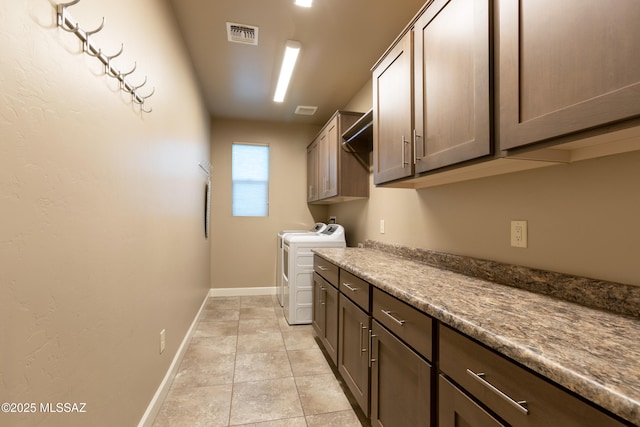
[312,246,640,425]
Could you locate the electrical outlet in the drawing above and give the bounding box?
[160,329,166,354]
[329,216,337,224]
[510,220,528,248]
[379,219,385,234]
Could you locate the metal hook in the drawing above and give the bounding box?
[57,0,81,9]
[83,17,105,54]
[119,62,136,79]
[119,62,136,91]
[140,87,155,100]
[59,20,80,34]
[132,76,148,92]
[104,44,124,77]
[134,86,155,106]
[56,0,81,28]
[141,105,153,114]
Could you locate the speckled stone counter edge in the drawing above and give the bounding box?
[364,240,640,318]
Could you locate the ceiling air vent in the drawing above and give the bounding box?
[226,22,259,46]
[295,105,318,116]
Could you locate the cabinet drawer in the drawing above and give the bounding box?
[339,270,371,313]
[313,256,339,287]
[438,374,505,427]
[372,288,433,361]
[439,325,626,427]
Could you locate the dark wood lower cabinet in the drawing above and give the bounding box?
[370,320,432,427]
[338,294,371,416]
[438,375,506,427]
[312,273,338,365]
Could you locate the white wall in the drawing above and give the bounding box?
[0,1,210,425]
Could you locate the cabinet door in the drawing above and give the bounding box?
[312,273,325,339]
[324,283,339,365]
[438,375,506,427]
[370,320,432,427]
[499,0,640,150]
[306,139,319,202]
[318,128,330,198]
[414,0,491,172]
[312,273,338,365]
[322,116,339,199]
[373,31,414,185]
[338,294,371,415]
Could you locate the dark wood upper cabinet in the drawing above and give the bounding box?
[414,0,491,172]
[373,30,415,185]
[307,111,369,204]
[498,0,640,150]
[373,0,492,185]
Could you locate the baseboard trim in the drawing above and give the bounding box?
[137,292,209,427]
[209,286,276,297]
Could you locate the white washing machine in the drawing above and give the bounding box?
[282,224,346,325]
[276,223,327,306]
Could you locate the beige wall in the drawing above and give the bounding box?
[209,119,326,289]
[332,80,640,286]
[1,1,210,426]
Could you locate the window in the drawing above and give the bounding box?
[232,143,269,216]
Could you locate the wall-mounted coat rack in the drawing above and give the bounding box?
[55,0,154,113]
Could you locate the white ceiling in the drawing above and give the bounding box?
[167,0,426,125]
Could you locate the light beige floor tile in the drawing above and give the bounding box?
[229,377,304,425]
[237,332,286,354]
[240,295,275,308]
[194,320,239,337]
[240,306,277,320]
[295,374,352,415]
[282,330,318,351]
[234,351,293,383]
[232,417,307,427]
[152,384,232,427]
[201,308,240,322]
[189,335,237,355]
[208,296,241,309]
[239,318,281,335]
[305,409,363,427]
[287,348,333,377]
[278,318,314,332]
[154,294,361,427]
[173,352,235,388]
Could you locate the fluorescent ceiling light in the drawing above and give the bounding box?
[273,40,301,103]
[295,0,313,7]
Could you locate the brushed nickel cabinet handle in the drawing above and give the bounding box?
[317,265,328,271]
[401,135,410,167]
[369,329,376,367]
[343,282,358,292]
[467,369,529,415]
[361,323,368,354]
[381,309,406,326]
[413,129,423,163]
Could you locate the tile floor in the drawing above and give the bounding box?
[152,295,365,427]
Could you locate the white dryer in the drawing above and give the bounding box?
[282,224,346,325]
[276,223,327,306]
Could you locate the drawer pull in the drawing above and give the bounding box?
[317,265,328,271]
[343,282,358,292]
[381,309,406,326]
[466,369,529,415]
